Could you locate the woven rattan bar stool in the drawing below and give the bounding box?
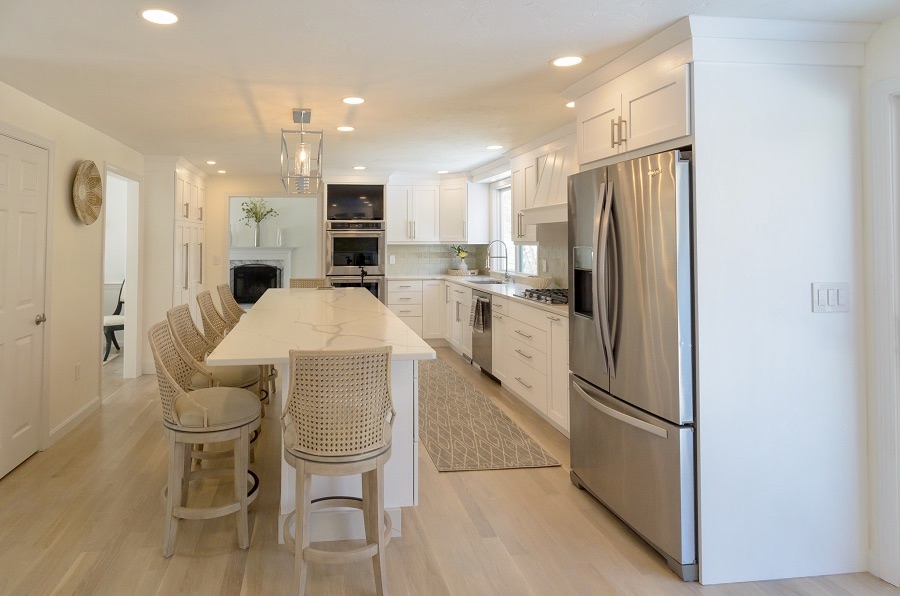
[289,278,328,288]
[148,321,261,557]
[217,283,246,327]
[282,347,395,596]
[197,290,278,412]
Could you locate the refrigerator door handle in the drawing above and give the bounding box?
[608,208,620,357]
[595,181,616,377]
[572,381,668,439]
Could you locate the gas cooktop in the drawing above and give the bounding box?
[514,288,569,304]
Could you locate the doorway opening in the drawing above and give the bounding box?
[102,169,141,394]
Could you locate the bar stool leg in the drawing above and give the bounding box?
[163,433,182,558]
[235,425,251,549]
[294,460,312,596]
[367,460,388,596]
[180,443,192,507]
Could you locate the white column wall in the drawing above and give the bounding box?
[692,62,867,584]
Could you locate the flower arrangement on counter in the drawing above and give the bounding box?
[449,244,468,258]
[239,198,278,225]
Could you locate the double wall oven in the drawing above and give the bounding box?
[325,222,385,300]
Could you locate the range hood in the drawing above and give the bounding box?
[522,142,576,225]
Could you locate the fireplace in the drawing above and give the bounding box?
[231,263,282,304]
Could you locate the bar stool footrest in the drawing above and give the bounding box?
[282,495,392,553]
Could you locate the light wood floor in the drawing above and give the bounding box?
[0,347,895,595]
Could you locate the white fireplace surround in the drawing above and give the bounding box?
[229,247,293,288]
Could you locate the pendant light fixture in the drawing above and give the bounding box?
[281,109,323,194]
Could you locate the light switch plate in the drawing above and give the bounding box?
[389,254,396,265]
[811,282,850,313]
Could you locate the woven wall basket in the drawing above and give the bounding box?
[72,160,103,225]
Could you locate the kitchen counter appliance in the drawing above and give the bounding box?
[568,149,696,580]
[515,288,569,304]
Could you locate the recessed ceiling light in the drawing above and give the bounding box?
[437,170,449,174]
[343,97,365,105]
[207,160,216,165]
[337,126,355,132]
[486,145,503,150]
[141,9,179,25]
[353,166,366,170]
[552,56,582,67]
[217,170,226,174]
[566,101,575,108]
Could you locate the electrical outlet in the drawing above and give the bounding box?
[541,259,547,273]
[212,255,220,266]
[75,362,81,380]
[389,254,396,265]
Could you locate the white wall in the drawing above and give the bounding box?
[228,196,320,278]
[693,62,867,584]
[0,80,144,441]
[103,175,127,284]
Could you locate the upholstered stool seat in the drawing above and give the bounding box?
[148,321,261,558]
[282,347,395,596]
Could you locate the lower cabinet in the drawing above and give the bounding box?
[387,280,423,336]
[445,281,471,357]
[497,300,569,434]
[422,280,444,339]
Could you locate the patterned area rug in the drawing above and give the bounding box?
[418,358,560,472]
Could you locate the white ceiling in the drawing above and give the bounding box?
[1,0,898,179]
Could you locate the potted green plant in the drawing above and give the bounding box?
[240,198,279,247]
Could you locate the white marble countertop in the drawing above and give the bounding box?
[207,288,436,366]
[387,274,569,317]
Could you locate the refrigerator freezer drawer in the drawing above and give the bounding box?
[570,375,696,576]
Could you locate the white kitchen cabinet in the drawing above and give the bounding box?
[175,170,205,224]
[386,185,439,243]
[387,279,424,336]
[497,297,569,434]
[439,179,489,244]
[445,281,471,357]
[422,280,444,339]
[510,156,537,242]
[577,63,691,166]
[546,312,569,433]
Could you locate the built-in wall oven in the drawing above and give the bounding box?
[325,221,385,276]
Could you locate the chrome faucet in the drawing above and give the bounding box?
[486,240,513,282]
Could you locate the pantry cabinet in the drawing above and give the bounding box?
[577,63,691,165]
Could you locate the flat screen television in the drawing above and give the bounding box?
[326,184,384,220]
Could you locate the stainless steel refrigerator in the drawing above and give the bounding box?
[568,149,697,581]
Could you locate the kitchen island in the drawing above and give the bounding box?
[207,287,436,541]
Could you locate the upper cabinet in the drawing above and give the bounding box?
[386,185,439,243]
[439,179,488,244]
[576,63,691,165]
[175,170,206,224]
[510,155,537,242]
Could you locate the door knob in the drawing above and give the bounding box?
[35,313,47,325]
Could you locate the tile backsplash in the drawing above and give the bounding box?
[386,244,488,276]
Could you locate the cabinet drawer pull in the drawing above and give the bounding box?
[493,303,503,309]
[514,349,532,359]
[493,314,502,320]
[514,329,533,339]
[547,316,560,321]
[398,297,412,301]
[611,118,617,148]
[400,310,412,314]
[515,377,532,390]
[399,285,412,288]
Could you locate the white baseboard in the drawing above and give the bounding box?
[45,396,100,449]
[142,359,156,375]
[278,507,402,544]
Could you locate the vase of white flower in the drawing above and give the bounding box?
[450,244,469,271]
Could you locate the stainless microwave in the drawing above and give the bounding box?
[326,184,384,221]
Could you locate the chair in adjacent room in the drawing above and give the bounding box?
[281,346,394,596]
[147,320,261,557]
[217,283,246,327]
[289,278,328,288]
[103,280,125,361]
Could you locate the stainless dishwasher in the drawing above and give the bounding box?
[470,289,493,378]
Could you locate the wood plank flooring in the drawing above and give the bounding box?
[0,347,895,595]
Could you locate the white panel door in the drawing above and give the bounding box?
[0,134,48,480]
[385,185,412,242]
[411,186,439,242]
[438,184,467,242]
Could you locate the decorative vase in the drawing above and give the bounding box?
[458,257,468,271]
[254,222,260,247]
[276,228,284,247]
